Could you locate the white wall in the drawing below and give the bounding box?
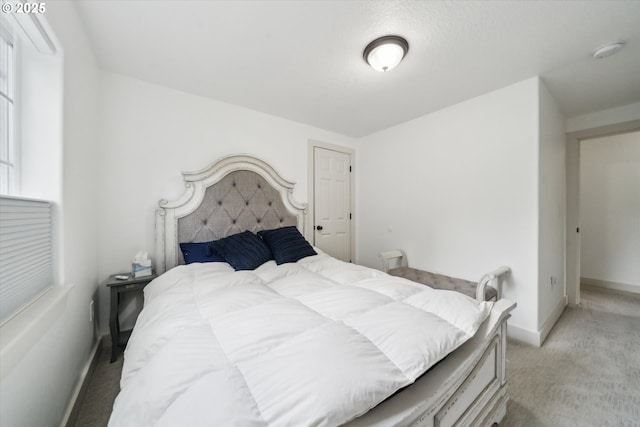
[356,78,540,337]
[566,102,640,133]
[580,131,640,288]
[0,1,100,426]
[537,81,567,332]
[17,24,65,285]
[18,31,63,203]
[96,72,356,333]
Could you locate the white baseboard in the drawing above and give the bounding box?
[506,323,540,347]
[60,338,101,427]
[507,296,567,347]
[538,296,567,345]
[581,277,640,295]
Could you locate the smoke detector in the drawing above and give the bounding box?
[592,42,625,59]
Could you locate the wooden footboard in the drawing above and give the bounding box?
[346,298,516,427]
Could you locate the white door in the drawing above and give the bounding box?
[313,147,351,262]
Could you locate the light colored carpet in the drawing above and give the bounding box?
[73,287,640,426]
[502,286,640,427]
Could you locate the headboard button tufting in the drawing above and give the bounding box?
[166,157,307,273]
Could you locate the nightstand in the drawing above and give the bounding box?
[105,273,157,362]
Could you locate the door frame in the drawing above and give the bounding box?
[565,118,640,306]
[307,140,356,263]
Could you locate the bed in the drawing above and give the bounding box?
[109,154,516,427]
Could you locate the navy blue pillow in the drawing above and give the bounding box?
[258,226,317,265]
[209,231,272,271]
[179,241,225,264]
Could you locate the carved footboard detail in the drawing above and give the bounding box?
[434,337,501,426]
[345,299,515,427]
[411,302,513,427]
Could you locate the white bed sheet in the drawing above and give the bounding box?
[109,253,492,427]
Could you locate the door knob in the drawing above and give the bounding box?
[316,225,323,231]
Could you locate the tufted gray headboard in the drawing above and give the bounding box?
[176,170,298,264]
[155,154,308,273]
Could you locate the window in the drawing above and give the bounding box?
[0,33,16,195]
[0,13,59,324]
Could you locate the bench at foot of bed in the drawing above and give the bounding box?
[378,250,509,302]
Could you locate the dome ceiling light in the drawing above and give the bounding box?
[363,35,409,72]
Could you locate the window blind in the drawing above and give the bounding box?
[0,196,53,323]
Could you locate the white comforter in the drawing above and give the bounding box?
[109,253,492,427]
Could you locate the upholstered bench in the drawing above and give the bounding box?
[378,250,509,302]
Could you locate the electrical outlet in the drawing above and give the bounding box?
[89,300,95,322]
[550,276,557,286]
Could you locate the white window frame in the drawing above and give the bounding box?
[0,27,18,196]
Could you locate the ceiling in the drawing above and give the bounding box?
[74,0,640,138]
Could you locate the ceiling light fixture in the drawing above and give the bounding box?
[592,41,624,59]
[363,35,409,72]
